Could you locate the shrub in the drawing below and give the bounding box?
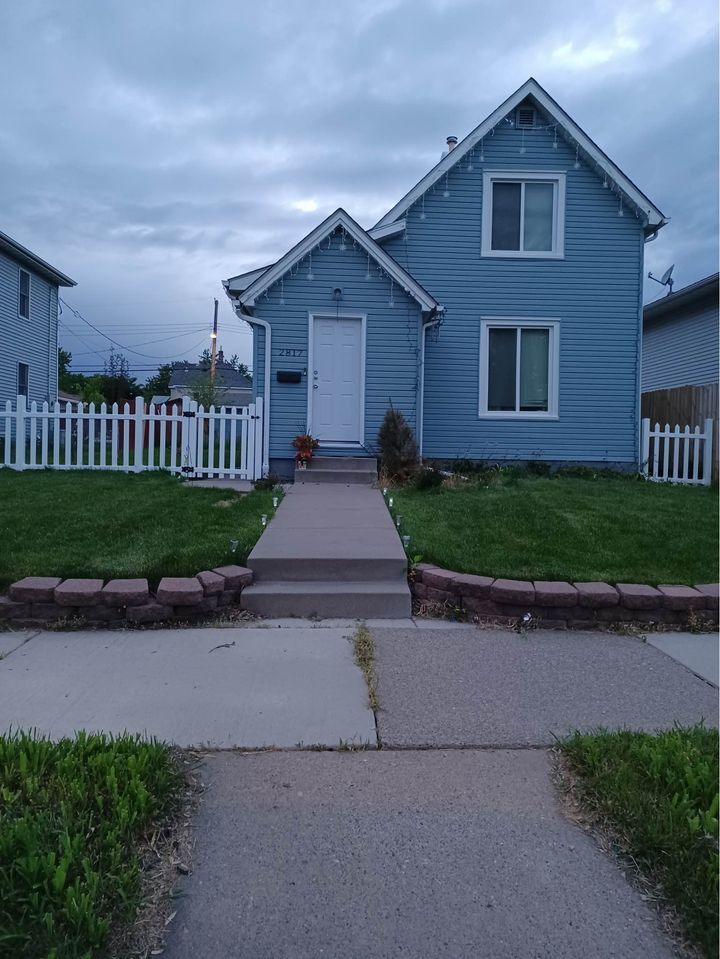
[377,405,418,483]
[254,473,280,491]
[526,460,551,476]
[414,467,444,491]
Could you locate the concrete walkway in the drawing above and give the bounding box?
[165,750,677,959]
[242,483,411,617]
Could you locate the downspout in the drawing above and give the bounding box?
[418,309,442,459]
[636,223,663,467]
[229,297,271,477]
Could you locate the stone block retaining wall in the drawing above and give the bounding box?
[412,564,719,629]
[0,566,253,628]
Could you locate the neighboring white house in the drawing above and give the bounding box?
[0,229,76,411]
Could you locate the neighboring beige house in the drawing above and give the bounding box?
[168,352,252,408]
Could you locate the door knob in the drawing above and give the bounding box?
[313,384,318,390]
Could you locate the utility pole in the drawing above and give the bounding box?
[210,298,218,381]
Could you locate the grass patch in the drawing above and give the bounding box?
[352,624,379,711]
[393,472,718,584]
[0,470,277,589]
[0,730,182,958]
[560,726,719,957]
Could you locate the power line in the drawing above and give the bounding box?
[69,326,210,356]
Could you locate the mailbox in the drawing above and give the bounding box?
[276,370,302,384]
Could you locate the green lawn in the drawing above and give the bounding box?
[0,469,276,589]
[561,726,719,958]
[0,731,181,958]
[393,473,718,585]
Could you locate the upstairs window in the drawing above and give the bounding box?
[481,172,565,258]
[18,268,30,318]
[479,319,559,418]
[17,362,29,399]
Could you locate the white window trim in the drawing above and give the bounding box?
[481,171,566,259]
[479,317,560,419]
[18,267,31,319]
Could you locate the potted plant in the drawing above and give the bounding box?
[292,432,319,469]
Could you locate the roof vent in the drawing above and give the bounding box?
[446,135,458,151]
[516,106,537,129]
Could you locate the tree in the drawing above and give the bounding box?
[142,362,182,401]
[100,350,139,404]
[377,404,419,483]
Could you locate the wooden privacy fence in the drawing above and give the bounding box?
[641,417,714,486]
[642,384,718,483]
[1,395,264,480]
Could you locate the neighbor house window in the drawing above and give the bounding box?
[479,319,559,417]
[481,172,565,258]
[18,268,31,318]
[17,362,29,399]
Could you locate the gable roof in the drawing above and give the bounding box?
[169,362,252,391]
[0,229,77,287]
[373,78,666,233]
[226,208,440,314]
[644,273,719,325]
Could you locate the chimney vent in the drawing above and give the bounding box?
[446,135,458,151]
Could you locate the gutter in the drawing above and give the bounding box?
[418,308,443,459]
[226,293,270,477]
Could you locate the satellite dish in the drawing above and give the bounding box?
[648,264,675,295]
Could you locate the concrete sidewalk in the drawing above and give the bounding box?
[647,631,719,686]
[372,626,719,747]
[0,626,375,748]
[164,750,676,959]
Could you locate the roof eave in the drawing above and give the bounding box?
[0,230,77,287]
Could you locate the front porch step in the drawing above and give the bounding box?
[294,456,377,486]
[241,580,411,619]
[249,553,407,582]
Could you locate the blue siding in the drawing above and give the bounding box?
[0,250,58,412]
[642,301,718,391]
[253,231,421,468]
[381,114,646,465]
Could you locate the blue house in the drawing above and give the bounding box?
[642,273,718,394]
[0,230,76,411]
[223,78,666,479]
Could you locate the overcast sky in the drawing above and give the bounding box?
[1,0,717,381]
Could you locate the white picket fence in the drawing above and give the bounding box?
[1,394,264,480]
[641,417,714,486]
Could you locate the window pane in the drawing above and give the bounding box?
[18,363,29,398]
[491,182,521,251]
[19,271,30,318]
[488,328,517,411]
[519,329,549,411]
[523,182,554,251]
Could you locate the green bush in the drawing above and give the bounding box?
[0,731,181,958]
[562,726,719,957]
[413,467,444,491]
[377,405,418,483]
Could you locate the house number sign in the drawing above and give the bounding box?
[278,348,306,357]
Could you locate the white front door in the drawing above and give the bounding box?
[310,314,364,444]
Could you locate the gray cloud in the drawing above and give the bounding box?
[1,0,717,374]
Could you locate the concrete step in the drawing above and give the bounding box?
[295,468,376,485]
[249,554,407,582]
[309,456,377,473]
[241,580,412,619]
